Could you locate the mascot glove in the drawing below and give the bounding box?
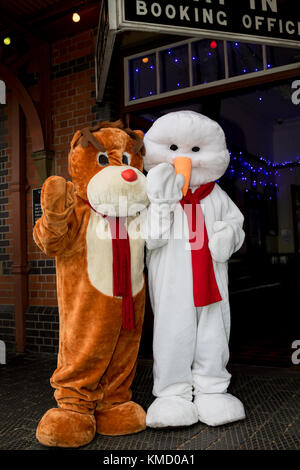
[42,176,76,226]
[147,163,185,206]
[208,221,235,263]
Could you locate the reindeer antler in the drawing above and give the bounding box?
[71,120,145,156]
[124,128,145,156]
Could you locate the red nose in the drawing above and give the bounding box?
[121,169,138,182]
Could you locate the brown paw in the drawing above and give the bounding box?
[96,401,146,436]
[36,408,96,448]
[41,176,75,214]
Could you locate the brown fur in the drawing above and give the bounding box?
[33,122,147,448]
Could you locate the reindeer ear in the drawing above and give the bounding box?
[70,130,82,150]
[125,128,145,155]
[133,130,144,139]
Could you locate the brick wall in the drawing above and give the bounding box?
[0,28,122,354]
[0,96,14,352]
[0,103,11,276]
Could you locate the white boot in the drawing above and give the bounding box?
[194,393,246,426]
[146,396,198,428]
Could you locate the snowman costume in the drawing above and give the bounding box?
[144,111,246,428]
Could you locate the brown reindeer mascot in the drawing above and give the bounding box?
[33,121,149,448]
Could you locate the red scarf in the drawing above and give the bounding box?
[180,183,222,307]
[82,199,134,330]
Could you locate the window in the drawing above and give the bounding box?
[129,53,157,100]
[124,39,300,106]
[192,39,225,85]
[160,44,189,93]
[227,42,263,77]
[266,46,300,69]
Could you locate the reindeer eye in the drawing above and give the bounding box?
[98,153,109,166]
[170,144,178,151]
[192,146,200,152]
[122,153,130,165]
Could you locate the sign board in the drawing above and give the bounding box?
[120,0,300,48]
[95,0,300,101]
[0,80,5,104]
[95,0,118,102]
[32,188,42,227]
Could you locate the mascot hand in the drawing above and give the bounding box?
[41,176,75,215]
[147,163,185,204]
[208,221,235,263]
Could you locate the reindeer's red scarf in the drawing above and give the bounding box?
[82,198,134,330]
[180,183,222,307]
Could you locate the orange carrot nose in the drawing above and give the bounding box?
[173,157,192,196]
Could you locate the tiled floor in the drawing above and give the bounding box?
[0,354,299,450]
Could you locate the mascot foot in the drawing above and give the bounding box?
[96,401,146,436]
[194,393,246,426]
[146,396,198,428]
[36,408,96,448]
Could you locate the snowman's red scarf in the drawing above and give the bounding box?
[81,198,134,330]
[180,183,222,307]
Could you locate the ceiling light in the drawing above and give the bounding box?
[72,12,80,23]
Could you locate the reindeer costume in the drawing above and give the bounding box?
[33,121,149,448]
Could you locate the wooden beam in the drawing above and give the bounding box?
[28,0,100,26]
[0,63,45,152]
[0,7,45,44]
[38,42,52,150]
[121,66,300,114]
[10,93,28,354]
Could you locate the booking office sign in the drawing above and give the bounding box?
[117,0,300,49]
[96,1,300,101]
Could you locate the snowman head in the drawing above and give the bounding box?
[144,111,230,189]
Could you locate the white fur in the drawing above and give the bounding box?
[146,163,185,204]
[86,211,145,297]
[146,397,198,428]
[194,393,246,427]
[209,222,236,263]
[85,165,148,297]
[87,165,149,217]
[144,111,230,187]
[145,111,245,428]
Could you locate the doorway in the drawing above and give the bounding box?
[132,77,300,367]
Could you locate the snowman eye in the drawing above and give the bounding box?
[192,146,200,152]
[170,144,178,151]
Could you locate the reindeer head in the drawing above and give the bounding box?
[68,120,149,216]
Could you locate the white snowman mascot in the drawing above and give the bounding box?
[144,111,246,428]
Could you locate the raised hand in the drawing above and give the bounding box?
[147,163,185,204]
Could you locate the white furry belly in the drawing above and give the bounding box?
[86,211,145,297]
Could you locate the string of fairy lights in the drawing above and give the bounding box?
[131,44,299,201]
[223,149,300,198]
[130,40,275,101]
